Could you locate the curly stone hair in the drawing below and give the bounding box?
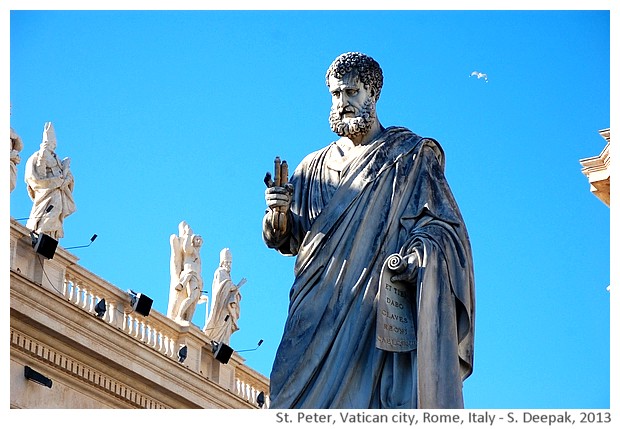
[325,52,384,101]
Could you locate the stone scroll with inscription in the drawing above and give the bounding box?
[375,253,417,352]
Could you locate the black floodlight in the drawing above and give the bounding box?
[212,341,234,364]
[24,366,52,388]
[178,345,188,363]
[237,339,264,353]
[128,289,153,317]
[94,298,106,318]
[65,234,98,250]
[30,231,58,260]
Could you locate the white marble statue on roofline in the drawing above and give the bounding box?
[10,125,24,193]
[168,221,204,325]
[262,52,475,409]
[203,248,245,345]
[24,122,76,239]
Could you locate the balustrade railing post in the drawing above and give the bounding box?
[74,283,81,306]
[67,280,74,302]
[149,328,157,348]
[62,277,70,299]
[88,292,96,314]
[125,314,132,335]
[106,302,112,325]
[169,339,176,359]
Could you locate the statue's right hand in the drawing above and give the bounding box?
[263,156,293,237]
[264,185,293,235]
[265,186,292,211]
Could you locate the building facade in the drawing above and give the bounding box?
[580,128,610,207]
[10,219,269,409]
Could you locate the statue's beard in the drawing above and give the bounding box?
[329,98,376,140]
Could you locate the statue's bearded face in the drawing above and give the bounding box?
[327,72,376,140]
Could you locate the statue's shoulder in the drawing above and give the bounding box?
[384,125,423,141]
[384,126,445,166]
[296,141,339,170]
[24,150,43,179]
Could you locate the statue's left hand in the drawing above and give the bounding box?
[391,252,421,284]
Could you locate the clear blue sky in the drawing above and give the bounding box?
[5,3,613,410]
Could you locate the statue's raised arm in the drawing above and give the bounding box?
[263,156,293,248]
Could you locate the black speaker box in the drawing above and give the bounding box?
[132,293,153,317]
[24,366,53,388]
[214,343,234,364]
[33,233,58,259]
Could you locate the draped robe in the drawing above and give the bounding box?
[204,267,241,344]
[267,126,475,409]
[25,148,76,239]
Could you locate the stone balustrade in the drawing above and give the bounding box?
[236,360,271,408]
[63,267,182,360]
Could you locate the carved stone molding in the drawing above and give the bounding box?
[580,128,610,207]
[11,328,168,408]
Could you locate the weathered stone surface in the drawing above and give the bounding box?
[263,52,475,409]
[203,248,245,345]
[168,221,204,325]
[24,122,76,239]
